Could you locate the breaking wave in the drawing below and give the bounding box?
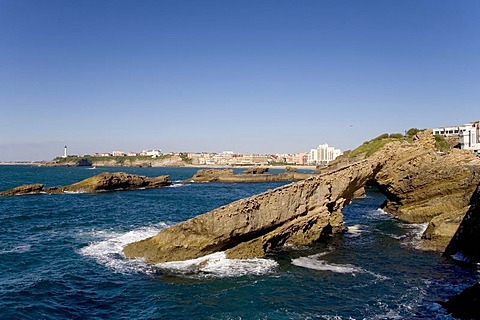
[291,253,388,280]
[398,222,428,249]
[346,224,367,236]
[79,225,277,278]
[156,252,278,278]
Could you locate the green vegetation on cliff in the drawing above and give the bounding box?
[434,134,450,152]
[348,133,404,158]
[348,128,429,159]
[178,154,193,164]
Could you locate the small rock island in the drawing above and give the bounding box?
[0,172,172,196]
[185,167,314,183]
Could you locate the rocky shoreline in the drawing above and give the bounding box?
[42,155,188,168]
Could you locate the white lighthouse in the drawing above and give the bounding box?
[63,145,67,158]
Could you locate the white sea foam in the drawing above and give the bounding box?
[291,253,388,280]
[450,251,471,263]
[156,251,278,278]
[399,222,428,249]
[367,208,390,219]
[63,190,87,194]
[169,183,187,188]
[346,224,366,236]
[79,224,277,277]
[292,256,362,274]
[79,224,167,274]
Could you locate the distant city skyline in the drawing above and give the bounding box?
[1,1,479,161]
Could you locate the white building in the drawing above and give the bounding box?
[112,151,126,156]
[460,122,480,151]
[141,149,162,157]
[433,121,480,151]
[308,149,318,164]
[308,144,342,165]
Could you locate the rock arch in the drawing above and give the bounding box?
[123,131,480,263]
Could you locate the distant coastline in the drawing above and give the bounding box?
[0,161,45,165]
[0,161,316,170]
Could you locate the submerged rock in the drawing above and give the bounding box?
[0,172,171,196]
[440,282,480,319]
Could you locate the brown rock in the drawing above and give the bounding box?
[187,169,235,182]
[0,183,45,196]
[0,172,172,196]
[242,167,269,174]
[123,129,480,262]
[186,169,313,183]
[123,160,374,262]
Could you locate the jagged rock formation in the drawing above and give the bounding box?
[123,130,480,263]
[123,160,376,262]
[187,169,235,182]
[186,169,313,183]
[242,167,269,174]
[0,172,172,196]
[371,134,480,251]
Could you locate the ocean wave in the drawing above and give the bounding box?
[398,223,428,249]
[291,253,388,280]
[78,224,167,275]
[156,252,278,278]
[346,224,368,237]
[366,208,390,219]
[168,183,188,188]
[63,190,87,194]
[0,244,32,255]
[79,225,277,278]
[450,251,471,264]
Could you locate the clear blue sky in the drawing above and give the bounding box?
[1,0,479,161]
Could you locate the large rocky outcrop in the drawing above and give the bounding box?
[186,169,314,183]
[371,132,480,251]
[123,130,480,263]
[123,160,376,262]
[0,172,172,196]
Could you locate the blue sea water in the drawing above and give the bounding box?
[0,165,478,319]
